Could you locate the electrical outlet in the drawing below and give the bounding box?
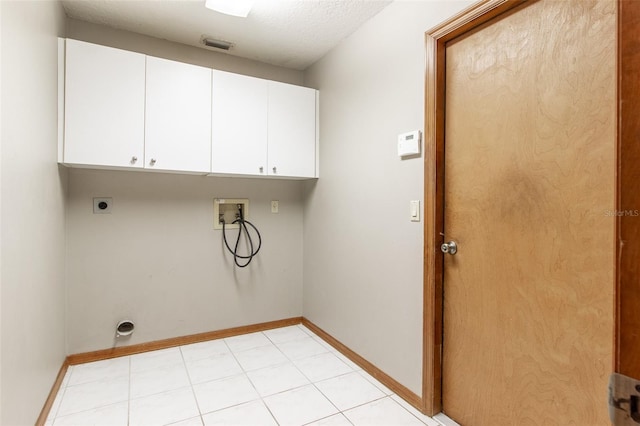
[271,200,279,213]
[93,197,112,214]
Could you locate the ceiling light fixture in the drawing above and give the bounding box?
[205,0,254,17]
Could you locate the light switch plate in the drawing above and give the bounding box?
[410,200,420,222]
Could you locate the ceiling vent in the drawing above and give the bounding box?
[201,36,234,51]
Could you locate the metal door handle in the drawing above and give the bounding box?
[441,241,458,255]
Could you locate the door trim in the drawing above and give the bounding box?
[421,0,533,415]
[616,0,640,380]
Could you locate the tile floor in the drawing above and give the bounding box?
[46,324,447,426]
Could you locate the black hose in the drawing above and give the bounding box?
[221,204,262,268]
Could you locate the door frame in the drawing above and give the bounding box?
[422,0,529,415]
[421,0,636,416]
[616,0,640,381]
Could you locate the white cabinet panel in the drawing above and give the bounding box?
[61,39,318,179]
[268,81,317,178]
[145,56,212,173]
[64,39,145,168]
[211,70,268,176]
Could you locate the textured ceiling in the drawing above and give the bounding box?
[61,0,393,70]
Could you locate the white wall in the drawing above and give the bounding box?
[67,18,304,86]
[1,1,67,424]
[1,3,3,422]
[67,170,304,353]
[303,0,473,396]
[64,20,307,354]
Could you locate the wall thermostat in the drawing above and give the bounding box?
[398,130,421,157]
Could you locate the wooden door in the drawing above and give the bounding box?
[145,56,212,173]
[441,1,616,425]
[211,70,268,176]
[64,39,145,168]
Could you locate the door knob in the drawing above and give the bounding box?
[441,241,458,255]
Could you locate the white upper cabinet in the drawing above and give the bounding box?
[211,70,268,176]
[145,56,212,173]
[268,81,317,178]
[64,39,145,168]
[60,39,318,179]
[211,74,318,178]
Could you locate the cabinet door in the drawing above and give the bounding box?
[211,70,268,176]
[145,56,212,173]
[64,39,145,168]
[267,82,317,178]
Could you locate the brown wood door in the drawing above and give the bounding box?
[441,1,616,425]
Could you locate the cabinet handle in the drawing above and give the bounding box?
[259,166,264,173]
[149,159,156,166]
[272,166,277,173]
[131,156,138,164]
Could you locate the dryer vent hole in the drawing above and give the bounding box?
[116,320,135,337]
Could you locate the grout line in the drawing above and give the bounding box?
[338,395,391,424]
[178,344,205,425]
[219,335,276,423]
[259,396,281,426]
[238,330,340,425]
[301,411,355,426]
[357,369,393,395]
[127,356,131,426]
[230,332,282,425]
[388,395,431,426]
[297,328,412,426]
[307,380,342,420]
[55,369,72,421]
[48,384,67,423]
[296,324,314,337]
[53,401,129,425]
[274,329,346,425]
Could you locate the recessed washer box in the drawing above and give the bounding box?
[213,198,249,229]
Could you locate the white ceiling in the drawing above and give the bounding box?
[61,0,393,70]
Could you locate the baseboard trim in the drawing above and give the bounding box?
[35,360,69,426]
[301,318,424,413]
[66,317,303,365]
[36,317,302,424]
[39,315,425,423]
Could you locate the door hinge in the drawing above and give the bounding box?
[610,372,640,425]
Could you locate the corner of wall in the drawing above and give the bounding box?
[1,0,70,423]
[300,0,474,397]
[0,1,4,422]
